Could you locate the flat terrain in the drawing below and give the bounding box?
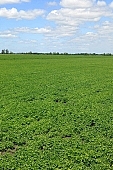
[0,54,113,169]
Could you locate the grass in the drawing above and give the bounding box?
[0,54,113,169]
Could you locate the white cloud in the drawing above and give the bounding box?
[60,0,95,8]
[109,2,113,8]
[0,33,17,38]
[0,0,30,4]
[19,39,37,44]
[94,21,113,35]
[45,25,78,38]
[47,0,113,38]
[2,19,112,53]
[0,8,45,20]
[45,0,113,53]
[14,27,51,34]
[0,25,78,40]
[47,1,57,6]
[47,6,112,26]
[67,20,113,53]
[97,1,106,7]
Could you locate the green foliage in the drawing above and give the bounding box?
[0,54,113,169]
[1,49,9,54]
[1,49,6,54]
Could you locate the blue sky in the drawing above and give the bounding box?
[0,0,113,53]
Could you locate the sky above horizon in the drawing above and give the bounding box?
[0,0,113,53]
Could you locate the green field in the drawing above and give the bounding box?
[0,54,113,169]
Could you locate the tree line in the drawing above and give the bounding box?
[0,49,112,56]
[1,49,13,54]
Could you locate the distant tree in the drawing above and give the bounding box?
[108,53,111,56]
[28,51,32,54]
[10,51,13,54]
[53,52,57,55]
[1,49,5,54]
[6,49,9,54]
[103,53,111,56]
[64,52,68,55]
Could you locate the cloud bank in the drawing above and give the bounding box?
[0,8,45,19]
[0,0,113,53]
[0,0,30,5]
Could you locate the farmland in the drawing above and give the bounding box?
[0,54,113,169]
